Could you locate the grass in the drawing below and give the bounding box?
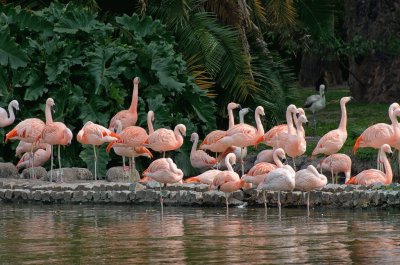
[292,86,390,160]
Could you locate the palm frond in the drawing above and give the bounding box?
[265,0,297,28]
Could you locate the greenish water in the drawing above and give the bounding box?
[0,204,400,264]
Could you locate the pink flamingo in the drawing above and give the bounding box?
[185,169,222,185]
[282,114,308,169]
[212,153,245,210]
[295,165,327,216]
[37,98,73,182]
[15,141,48,157]
[16,144,51,171]
[317,153,352,184]
[254,149,274,165]
[77,121,120,180]
[200,102,241,155]
[311,96,352,179]
[190,132,217,170]
[347,144,393,185]
[242,148,286,187]
[145,111,186,157]
[257,151,295,217]
[142,158,184,211]
[353,103,400,169]
[109,77,140,131]
[263,104,299,149]
[0,100,19,128]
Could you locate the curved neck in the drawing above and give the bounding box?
[228,106,236,129]
[255,110,264,135]
[226,154,234,172]
[338,101,347,131]
[6,103,16,123]
[296,120,305,138]
[147,112,154,134]
[308,165,320,176]
[191,134,199,154]
[45,102,53,124]
[167,159,180,174]
[174,126,184,145]
[389,110,400,134]
[286,108,295,135]
[273,152,284,167]
[381,151,393,184]
[239,111,246,124]
[128,79,139,114]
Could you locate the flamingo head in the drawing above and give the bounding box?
[255,106,265,116]
[133,77,140,85]
[46,98,55,112]
[76,129,84,144]
[340,96,352,105]
[190,132,198,142]
[227,102,241,111]
[10,100,19,111]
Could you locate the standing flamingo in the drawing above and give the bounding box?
[190,132,217,170]
[109,77,140,131]
[142,158,183,212]
[77,121,119,180]
[353,103,400,169]
[145,111,186,157]
[212,153,245,210]
[37,98,73,183]
[257,151,295,217]
[0,100,19,128]
[317,153,352,184]
[283,114,308,169]
[347,144,393,185]
[16,144,51,171]
[304,84,326,135]
[242,148,286,187]
[311,96,352,180]
[295,165,327,216]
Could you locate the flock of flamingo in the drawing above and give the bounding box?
[0,77,398,214]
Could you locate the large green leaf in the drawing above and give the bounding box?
[0,29,28,69]
[79,145,109,179]
[78,95,109,125]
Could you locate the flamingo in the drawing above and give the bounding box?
[316,153,352,184]
[263,104,299,149]
[353,103,400,170]
[185,169,222,185]
[241,148,285,187]
[109,77,140,131]
[37,98,73,183]
[212,153,245,210]
[145,111,186,157]
[295,165,327,216]
[106,125,149,179]
[200,102,241,155]
[77,121,119,181]
[254,149,274,165]
[142,158,184,212]
[16,144,51,171]
[311,96,352,180]
[15,141,48,157]
[283,114,308,169]
[257,151,295,217]
[346,144,393,185]
[0,99,19,128]
[304,84,326,135]
[190,132,217,170]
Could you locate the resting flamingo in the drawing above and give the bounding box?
[347,144,393,185]
[295,165,327,216]
[242,148,286,187]
[37,98,73,183]
[353,103,400,169]
[311,96,352,180]
[317,153,352,184]
[212,153,245,210]
[109,77,140,131]
[257,151,295,217]
[15,141,48,157]
[254,149,274,165]
[185,169,222,185]
[16,144,51,171]
[142,158,183,212]
[0,99,19,128]
[77,121,119,180]
[283,114,308,170]
[190,132,217,170]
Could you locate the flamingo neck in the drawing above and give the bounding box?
[381,151,393,184]
[226,154,235,172]
[128,80,138,114]
[239,111,245,124]
[45,102,53,124]
[338,101,347,131]
[228,106,235,129]
[286,108,295,135]
[389,108,400,134]
[273,153,284,168]
[255,110,264,136]
[296,120,305,139]
[147,112,154,134]
[174,126,184,145]
[191,134,199,154]
[6,102,16,124]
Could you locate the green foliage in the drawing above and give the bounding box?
[0,3,215,177]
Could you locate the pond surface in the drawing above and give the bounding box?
[0,204,400,264]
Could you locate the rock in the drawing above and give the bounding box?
[106,166,139,182]
[0,162,19,178]
[21,167,47,179]
[42,168,93,182]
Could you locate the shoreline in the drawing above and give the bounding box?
[1,178,399,208]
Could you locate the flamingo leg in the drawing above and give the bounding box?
[307,192,310,217]
[163,152,165,158]
[58,145,63,183]
[278,191,281,219]
[50,145,54,183]
[159,182,164,214]
[128,157,132,181]
[225,192,229,210]
[215,153,219,170]
[292,157,296,171]
[330,154,334,184]
[263,190,267,213]
[30,143,36,180]
[93,145,97,181]
[241,147,244,176]
[131,157,136,182]
[122,156,126,169]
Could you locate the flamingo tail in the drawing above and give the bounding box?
[5,128,18,143]
[185,177,200,183]
[346,176,357,185]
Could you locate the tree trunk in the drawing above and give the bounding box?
[345,0,400,102]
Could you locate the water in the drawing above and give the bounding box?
[1,204,400,264]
